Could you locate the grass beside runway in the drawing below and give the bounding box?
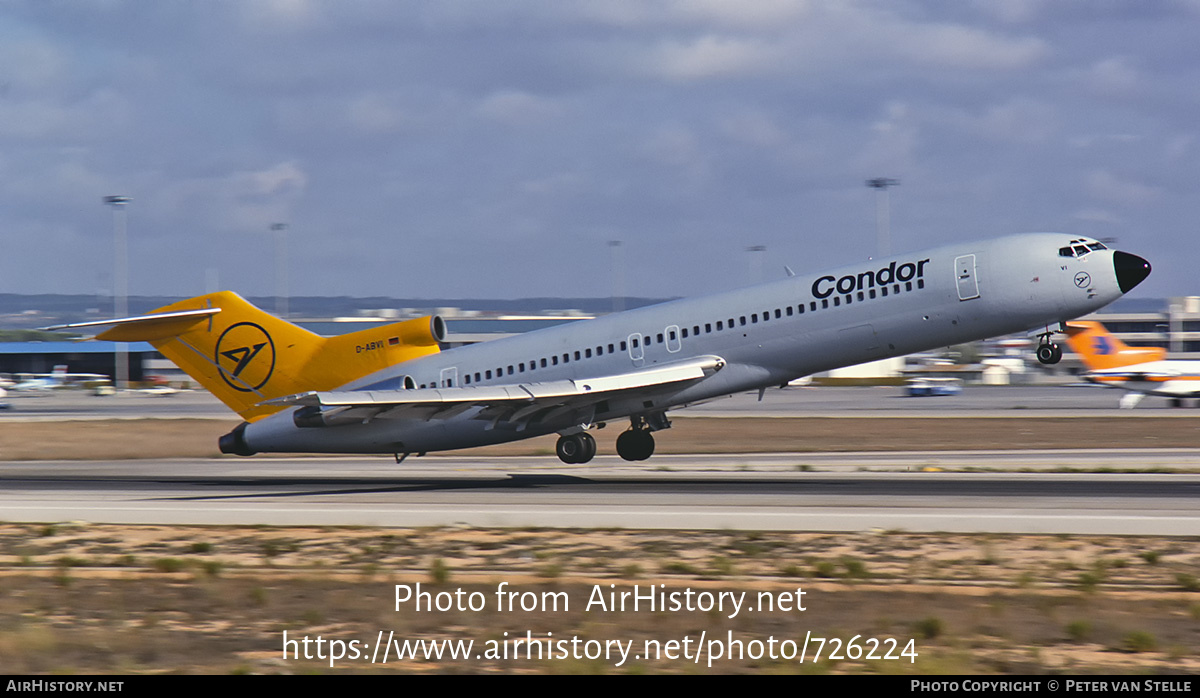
[2,416,1200,460]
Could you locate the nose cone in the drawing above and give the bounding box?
[1113,251,1151,294]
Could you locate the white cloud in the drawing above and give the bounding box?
[345,93,416,135]
[160,161,308,234]
[1085,170,1162,207]
[644,35,779,81]
[477,90,564,126]
[1086,56,1140,96]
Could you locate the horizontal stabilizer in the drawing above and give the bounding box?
[42,308,221,342]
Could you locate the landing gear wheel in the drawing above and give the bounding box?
[616,429,655,461]
[556,433,596,464]
[1036,342,1062,365]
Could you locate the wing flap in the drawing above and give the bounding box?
[264,355,725,426]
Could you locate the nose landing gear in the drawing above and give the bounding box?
[1036,341,1063,365]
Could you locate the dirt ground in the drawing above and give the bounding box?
[1,524,1198,674]
[3,415,1200,460]
[2,417,1198,674]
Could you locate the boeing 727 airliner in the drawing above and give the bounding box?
[49,233,1150,463]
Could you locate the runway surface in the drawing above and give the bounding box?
[4,452,1199,535]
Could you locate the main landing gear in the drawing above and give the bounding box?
[554,415,664,464]
[555,432,596,464]
[615,427,655,462]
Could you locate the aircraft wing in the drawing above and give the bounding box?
[263,355,725,430]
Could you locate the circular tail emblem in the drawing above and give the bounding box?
[215,322,276,392]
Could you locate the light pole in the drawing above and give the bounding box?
[745,245,766,284]
[866,177,899,257]
[271,223,288,318]
[608,240,625,313]
[104,195,131,391]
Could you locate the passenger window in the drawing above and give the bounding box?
[869,289,876,299]
[656,334,663,343]
[541,358,547,368]
[822,299,829,309]
[739,317,746,326]
[574,351,581,360]
[881,287,888,297]
[608,344,615,353]
[717,321,724,330]
[552,356,558,366]
[857,291,864,301]
[751,314,758,324]
[705,323,712,333]
[585,348,592,358]
[810,301,817,311]
[786,307,793,316]
[833,297,841,307]
[518,364,524,373]
[620,341,627,351]
[465,374,471,384]
[681,328,688,338]
[486,370,492,379]
[775,309,781,319]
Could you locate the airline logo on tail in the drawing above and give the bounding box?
[216,322,276,392]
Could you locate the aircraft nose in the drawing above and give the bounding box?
[1113,251,1151,294]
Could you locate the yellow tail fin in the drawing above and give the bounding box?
[96,291,442,421]
[1064,321,1165,371]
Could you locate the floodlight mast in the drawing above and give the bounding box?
[866,177,899,257]
[103,195,132,391]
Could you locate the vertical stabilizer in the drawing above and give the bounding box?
[94,292,442,421]
[1064,321,1166,371]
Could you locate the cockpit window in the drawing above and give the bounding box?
[1073,245,1090,256]
[1059,247,1075,257]
[1087,242,1107,251]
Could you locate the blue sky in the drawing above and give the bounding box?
[1,1,1196,301]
